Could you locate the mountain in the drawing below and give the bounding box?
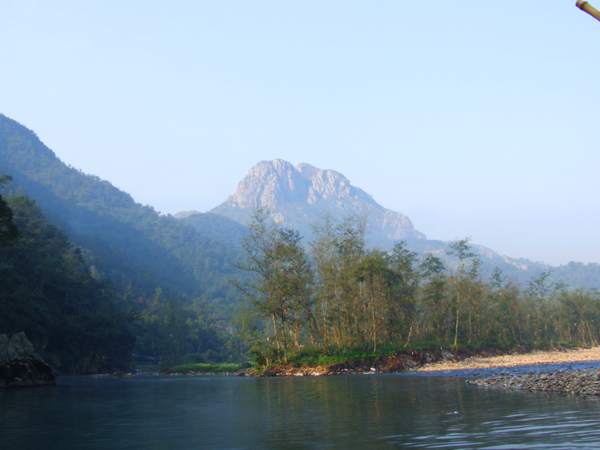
[203,159,600,289]
[177,212,249,246]
[206,160,528,270]
[210,159,425,247]
[0,114,248,365]
[0,114,243,301]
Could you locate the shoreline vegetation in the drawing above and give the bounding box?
[160,345,600,382]
[167,362,243,375]
[137,344,600,399]
[245,345,600,377]
[233,209,600,382]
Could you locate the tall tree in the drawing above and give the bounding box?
[355,250,391,353]
[448,237,477,346]
[234,208,313,363]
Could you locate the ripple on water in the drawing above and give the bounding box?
[2,375,600,449]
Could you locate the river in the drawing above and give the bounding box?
[2,373,600,449]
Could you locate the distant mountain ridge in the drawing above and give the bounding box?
[0,114,242,304]
[202,159,536,280]
[192,159,600,289]
[209,159,425,246]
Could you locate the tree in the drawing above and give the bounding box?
[355,250,391,353]
[448,237,478,346]
[234,208,313,364]
[310,213,366,348]
[387,241,420,344]
[0,174,18,245]
[0,194,135,372]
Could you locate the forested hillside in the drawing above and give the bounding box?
[178,212,249,245]
[2,113,599,372]
[0,114,246,366]
[0,115,240,301]
[0,177,135,373]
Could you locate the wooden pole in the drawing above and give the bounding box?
[577,0,600,22]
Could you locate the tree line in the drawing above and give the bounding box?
[0,175,240,371]
[236,208,600,366]
[0,175,135,372]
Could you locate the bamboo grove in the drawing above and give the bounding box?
[235,209,600,366]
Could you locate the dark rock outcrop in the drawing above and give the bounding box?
[0,333,56,387]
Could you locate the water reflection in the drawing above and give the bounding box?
[1,374,600,449]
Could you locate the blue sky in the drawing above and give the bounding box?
[1,1,599,266]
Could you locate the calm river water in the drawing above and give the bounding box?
[2,373,600,449]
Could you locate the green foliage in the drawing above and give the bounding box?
[0,114,248,365]
[170,362,242,374]
[235,211,600,368]
[179,212,249,245]
[286,342,452,366]
[0,174,18,245]
[130,289,233,366]
[552,262,600,290]
[0,193,135,373]
[0,113,243,301]
[233,207,314,364]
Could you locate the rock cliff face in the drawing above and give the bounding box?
[0,333,55,388]
[209,160,425,246]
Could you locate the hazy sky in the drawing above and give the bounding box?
[1,1,599,266]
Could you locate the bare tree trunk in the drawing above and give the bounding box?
[586,320,596,346]
[279,318,288,363]
[404,326,413,348]
[272,315,281,360]
[454,291,460,347]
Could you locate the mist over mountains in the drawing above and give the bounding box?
[1,112,599,297]
[1,115,240,296]
[179,159,600,289]
[2,113,600,372]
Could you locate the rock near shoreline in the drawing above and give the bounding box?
[467,369,600,399]
[0,332,56,388]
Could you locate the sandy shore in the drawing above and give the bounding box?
[416,346,600,373]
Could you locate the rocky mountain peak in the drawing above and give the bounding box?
[296,163,319,180]
[210,159,426,246]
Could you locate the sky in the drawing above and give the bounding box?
[1,1,599,266]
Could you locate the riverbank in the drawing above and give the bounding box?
[467,369,600,399]
[257,348,449,376]
[415,345,600,374]
[254,346,600,377]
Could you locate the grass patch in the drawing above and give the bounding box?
[171,363,243,374]
[286,342,444,367]
[255,339,592,370]
[282,340,558,367]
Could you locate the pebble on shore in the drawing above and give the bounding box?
[467,369,600,399]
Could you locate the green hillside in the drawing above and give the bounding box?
[0,191,135,373]
[178,212,249,245]
[0,114,245,365]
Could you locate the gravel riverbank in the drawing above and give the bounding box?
[467,369,600,399]
[419,346,600,399]
[414,346,600,373]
